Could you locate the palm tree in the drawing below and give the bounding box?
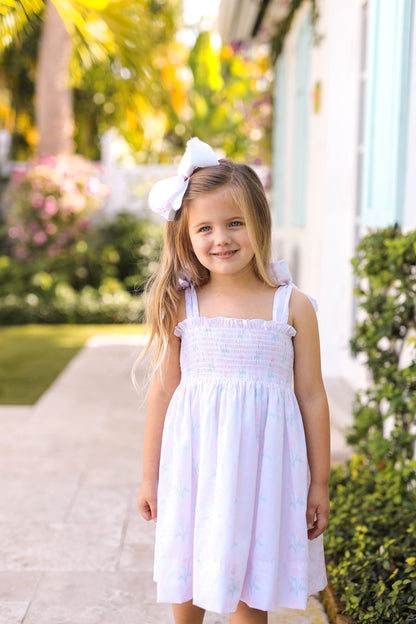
[36,1,73,154]
[0,0,179,156]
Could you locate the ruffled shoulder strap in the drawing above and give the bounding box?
[269,261,318,324]
[268,259,293,287]
[177,270,199,319]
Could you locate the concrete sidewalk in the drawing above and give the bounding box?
[0,335,349,624]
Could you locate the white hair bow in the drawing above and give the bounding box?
[148,137,220,221]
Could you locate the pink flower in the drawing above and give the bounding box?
[16,247,29,259]
[33,231,47,246]
[8,226,21,239]
[44,196,58,216]
[11,165,28,185]
[38,155,57,168]
[45,222,57,235]
[47,244,61,257]
[78,219,91,230]
[31,193,44,209]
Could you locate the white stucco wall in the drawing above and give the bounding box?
[272,0,367,384]
[318,0,366,385]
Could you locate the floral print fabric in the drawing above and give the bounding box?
[154,262,327,613]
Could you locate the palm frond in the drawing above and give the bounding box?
[55,0,179,91]
[0,0,44,50]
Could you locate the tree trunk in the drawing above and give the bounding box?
[35,0,74,156]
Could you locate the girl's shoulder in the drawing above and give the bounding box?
[288,288,317,331]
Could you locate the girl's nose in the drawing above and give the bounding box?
[215,228,231,245]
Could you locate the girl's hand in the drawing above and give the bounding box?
[137,478,158,522]
[306,482,330,540]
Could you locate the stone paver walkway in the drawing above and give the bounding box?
[0,334,349,623]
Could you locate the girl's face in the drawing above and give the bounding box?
[187,186,255,280]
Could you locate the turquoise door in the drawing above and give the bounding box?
[291,13,312,228]
[361,0,414,227]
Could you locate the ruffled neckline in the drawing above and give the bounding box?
[175,315,296,337]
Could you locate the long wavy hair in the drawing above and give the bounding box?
[143,158,275,370]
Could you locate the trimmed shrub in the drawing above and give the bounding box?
[0,283,145,325]
[326,455,416,623]
[325,227,416,624]
[349,226,416,461]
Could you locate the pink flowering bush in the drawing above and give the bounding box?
[6,155,108,260]
[0,159,165,323]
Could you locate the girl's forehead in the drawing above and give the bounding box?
[187,186,240,215]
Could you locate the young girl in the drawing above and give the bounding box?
[137,138,330,624]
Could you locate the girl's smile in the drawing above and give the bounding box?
[211,250,238,259]
[187,186,255,279]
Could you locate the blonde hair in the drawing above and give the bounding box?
[143,158,275,369]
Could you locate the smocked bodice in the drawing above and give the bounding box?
[175,316,295,386]
[173,261,302,388]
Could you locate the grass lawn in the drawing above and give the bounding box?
[0,324,146,406]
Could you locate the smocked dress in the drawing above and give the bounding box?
[153,261,327,614]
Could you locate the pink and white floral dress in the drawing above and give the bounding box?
[153,261,327,613]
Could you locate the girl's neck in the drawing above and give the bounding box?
[197,270,275,321]
[206,265,262,292]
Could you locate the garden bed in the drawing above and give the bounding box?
[323,456,416,624]
[321,580,352,624]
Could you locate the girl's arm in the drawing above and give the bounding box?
[290,289,330,540]
[137,329,182,523]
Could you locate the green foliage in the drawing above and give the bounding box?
[326,227,416,623]
[0,15,41,159]
[166,31,273,166]
[1,157,163,324]
[0,284,145,324]
[1,187,163,323]
[326,455,416,623]
[91,211,162,294]
[1,4,273,164]
[5,155,107,259]
[349,226,416,461]
[0,0,180,159]
[269,0,322,61]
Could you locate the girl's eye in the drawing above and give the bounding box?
[229,220,243,227]
[199,225,211,232]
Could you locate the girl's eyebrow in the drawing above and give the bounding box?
[192,220,211,230]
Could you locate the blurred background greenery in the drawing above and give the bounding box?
[0,0,273,163]
[0,0,274,399]
[0,0,273,325]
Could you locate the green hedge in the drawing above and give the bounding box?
[0,286,144,324]
[0,211,162,324]
[326,456,416,623]
[326,227,416,624]
[349,226,416,462]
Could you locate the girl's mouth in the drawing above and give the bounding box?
[212,250,238,259]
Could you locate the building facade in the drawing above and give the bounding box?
[219,0,416,386]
